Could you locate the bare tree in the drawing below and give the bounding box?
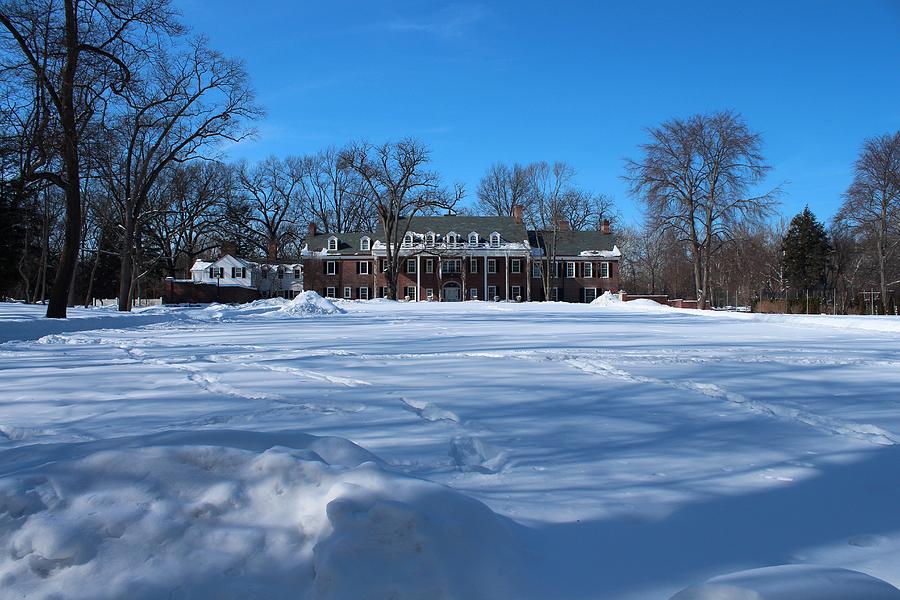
[299,147,375,234]
[525,161,575,301]
[476,162,534,217]
[837,132,900,314]
[100,38,259,311]
[338,139,462,300]
[1,0,179,317]
[625,111,776,308]
[236,156,304,261]
[560,188,618,231]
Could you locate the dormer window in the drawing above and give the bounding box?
[468,232,479,245]
[403,233,414,247]
[327,236,338,251]
[447,231,458,246]
[425,231,435,246]
[490,232,501,248]
[360,236,370,251]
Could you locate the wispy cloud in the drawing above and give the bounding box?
[384,4,489,39]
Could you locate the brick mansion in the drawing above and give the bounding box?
[175,208,621,304]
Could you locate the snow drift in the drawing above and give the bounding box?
[270,290,344,317]
[0,430,526,600]
[670,564,900,600]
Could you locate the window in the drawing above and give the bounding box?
[360,237,370,251]
[512,285,521,299]
[584,288,598,303]
[511,259,521,274]
[447,231,458,246]
[405,286,417,301]
[552,287,560,301]
[425,232,435,246]
[425,259,434,274]
[231,266,246,278]
[488,259,497,274]
[344,287,352,299]
[469,288,478,300]
[468,232,478,245]
[293,267,301,279]
[406,259,416,274]
[469,257,478,273]
[532,261,542,278]
[209,266,224,279]
[552,262,561,278]
[382,286,389,298]
[426,288,434,300]
[488,285,498,300]
[380,259,388,273]
[443,259,461,274]
[359,287,369,300]
[403,233,413,247]
[358,261,370,275]
[566,262,576,278]
[325,287,336,298]
[277,268,284,279]
[584,262,593,278]
[326,261,337,275]
[490,232,500,248]
[327,237,338,251]
[600,262,610,278]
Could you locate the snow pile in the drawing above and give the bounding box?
[670,564,900,600]
[590,291,622,307]
[270,290,344,317]
[0,430,526,599]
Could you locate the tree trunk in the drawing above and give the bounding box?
[117,214,135,312]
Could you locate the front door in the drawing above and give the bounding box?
[443,283,461,302]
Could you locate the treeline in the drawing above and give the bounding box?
[2,3,897,315]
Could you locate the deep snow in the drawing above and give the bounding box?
[1,296,900,598]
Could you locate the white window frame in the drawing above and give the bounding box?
[327,237,338,251]
[426,288,434,300]
[566,261,576,278]
[469,257,478,273]
[490,232,501,248]
[403,233,414,247]
[584,288,598,303]
[469,288,478,300]
[601,262,610,278]
[425,232,435,246]
[293,267,301,279]
[552,287,560,301]
[382,286,389,298]
[425,259,434,274]
[360,237,370,251]
[468,232,478,245]
[326,261,337,275]
[405,286,417,301]
[359,261,370,275]
[443,259,461,274]
[488,259,497,274]
[584,262,593,278]
[512,285,521,299]
[447,231,458,246]
[407,258,416,274]
[343,286,352,299]
[359,287,369,300]
[532,261,542,278]
[325,287,336,298]
[488,285,497,300]
[511,259,521,274]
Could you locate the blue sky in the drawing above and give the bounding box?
[178,0,900,225]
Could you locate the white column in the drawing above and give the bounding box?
[416,254,421,301]
[483,255,488,300]
[505,253,509,301]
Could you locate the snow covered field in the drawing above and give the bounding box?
[1,296,900,598]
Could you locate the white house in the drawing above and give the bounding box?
[188,254,304,298]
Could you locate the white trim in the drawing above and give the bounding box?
[358,261,370,275]
[343,286,352,299]
[325,286,336,298]
[584,262,593,278]
[359,286,369,300]
[600,262,610,278]
[327,236,338,251]
[360,236,371,251]
[511,258,521,274]
[566,261,576,278]
[489,232,501,248]
[326,261,337,275]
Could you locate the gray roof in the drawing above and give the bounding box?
[529,230,617,256]
[375,215,528,243]
[305,231,376,256]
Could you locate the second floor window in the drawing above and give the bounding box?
[470,257,478,273]
[425,259,434,274]
[566,262,576,278]
[407,259,416,273]
[488,259,497,274]
[584,262,593,278]
[358,261,370,275]
[511,259,521,274]
[600,262,610,278]
[443,259,461,274]
[326,261,336,275]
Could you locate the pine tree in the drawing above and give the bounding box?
[782,206,832,290]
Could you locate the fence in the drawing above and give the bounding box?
[92,298,163,308]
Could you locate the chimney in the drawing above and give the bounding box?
[219,240,237,257]
[558,220,570,231]
[601,219,610,235]
[513,204,524,225]
[307,222,317,238]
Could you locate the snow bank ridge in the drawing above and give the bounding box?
[0,430,526,599]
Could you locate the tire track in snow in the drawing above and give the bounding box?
[556,353,899,447]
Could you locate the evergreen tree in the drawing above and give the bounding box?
[782,206,832,290]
